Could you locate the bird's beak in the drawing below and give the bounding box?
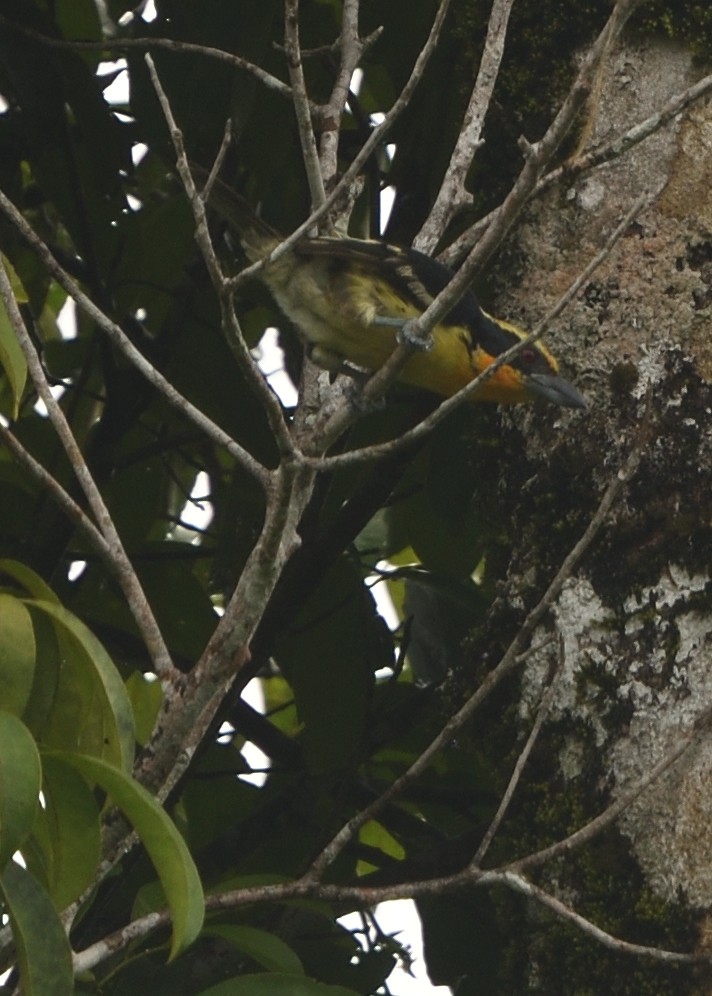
[525,372,587,409]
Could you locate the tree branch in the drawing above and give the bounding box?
[144,55,296,459]
[132,460,316,805]
[0,263,177,680]
[297,438,643,883]
[511,693,712,873]
[284,0,327,208]
[72,848,710,976]
[399,0,645,362]
[416,0,516,252]
[225,0,451,284]
[472,641,562,865]
[0,189,270,487]
[0,424,112,564]
[490,870,703,963]
[318,0,364,192]
[0,14,297,107]
[441,67,712,266]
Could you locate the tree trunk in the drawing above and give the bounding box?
[491,34,712,987]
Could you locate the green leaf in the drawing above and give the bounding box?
[0,712,41,869]
[0,559,60,602]
[357,820,405,876]
[275,559,388,774]
[197,974,361,996]
[203,925,304,976]
[28,600,135,771]
[402,571,489,685]
[37,755,101,908]
[125,671,163,747]
[0,257,28,420]
[47,751,204,959]
[20,609,61,738]
[0,594,36,716]
[0,859,74,996]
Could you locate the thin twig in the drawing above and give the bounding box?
[0,262,177,681]
[452,0,643,279]
[387,0,642,371]
[297,438,643,884]
[0,188,270,487]
[144,55,296,459]
[72,850,710,976]
[472,644,563,865]
[0,14,297,106]
[441,68,712,266]
[0,425,112,559]
[284,0,327,208]
[416,0,516,251]
[318,0,364,191]
[202,119,234,200]
[133,458,314,805]
[227,0,452,289]
[510,699,712,873]
[494,871,703,963]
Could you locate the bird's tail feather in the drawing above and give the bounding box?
[188,163,280,261]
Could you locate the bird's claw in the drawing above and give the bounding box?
[396,318,434,352]
[373,315,433,351]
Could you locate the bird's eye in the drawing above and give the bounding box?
[519,347,538,367]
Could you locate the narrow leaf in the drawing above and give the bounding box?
[0,860,73,996]
[47,751,204,959]
[0,258,28,420]
[0,711,41,869]
[0,559,60,603]
[28,600,135,771]
[203,924,304,976]
[0,594,36,715]
[39,755,101,908]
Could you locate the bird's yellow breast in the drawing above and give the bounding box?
[262,255,531,403]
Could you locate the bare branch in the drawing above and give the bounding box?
[297,437,643,884]
[133,457,315,804]
[472,644,563,865]
[73,845,709,977]
[0,424,111,561]
[228,0,452,282]
[0,189,270,486]
[0,14,296,106]
[416,0,516,252]
[0,262,177,681]
[511,696,712,873]
[495,871,701,963]
[72,912,167,977]
[144,55,296,459]
[318,0,364,191]
[398,0,645,363]
[442,67,712,266]
[202,119,234,198]
[284,0,327,208]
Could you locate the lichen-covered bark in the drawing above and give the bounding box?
[474,36,712,991]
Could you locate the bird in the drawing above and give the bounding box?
[194,168,586,409]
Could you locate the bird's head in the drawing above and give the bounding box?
[473,313,586,408]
